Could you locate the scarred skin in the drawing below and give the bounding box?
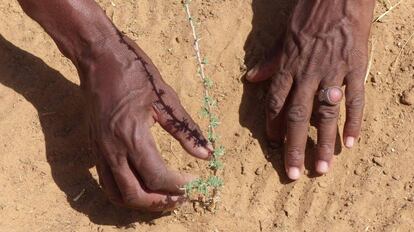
[246,0,375,180]
[15,0,375,210]
[17,0,213,211]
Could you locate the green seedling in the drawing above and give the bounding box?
[182,0,225,210]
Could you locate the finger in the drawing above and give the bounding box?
[91,139,123,204]
[128,129,196,194]
[266,71,293,145]
[246,56,279,83]
[153,87,213,160]
[246,37,286,83]
[285,79,318,180]
[115,164,185,211]
[100,137,187,211]
[103,148,185,211]
[96,155,123,205]
[343,71,365,148]
[315,85,344,174]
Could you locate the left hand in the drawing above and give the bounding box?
[246,0,375,180]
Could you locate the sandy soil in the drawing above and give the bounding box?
[0,0,413,231]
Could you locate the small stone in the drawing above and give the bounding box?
[318,181,328,188]
[283,204,294,217]
[354,166,364,176]
[239,64,247,72]
[255,167,263,175]
[372,157,384,167]
[373,153,382,157]
[175,37,180,43]
[400,88,414,105]
[392,175,400,180]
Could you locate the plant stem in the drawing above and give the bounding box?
[183,1,216,146]
[182,0,224,205]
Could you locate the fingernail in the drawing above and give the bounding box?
[197,146,211,160]
[198,143,215,160]
[159,196,188,212]
[316,160,329,174]
[246,65,259,81]
[345,136,355,148]
[206,143,214,152]
[167,196,188,208]
[182,173,198,183]
[170,195,187,203]
[287,167,301,180]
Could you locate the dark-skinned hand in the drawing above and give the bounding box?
[83,35,213,211]
[246,0,375,180]
[18,0,212,212]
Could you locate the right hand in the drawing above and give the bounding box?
[80,33,212,211]
[246,0,375,180]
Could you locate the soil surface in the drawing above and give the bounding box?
[0,0,413,231]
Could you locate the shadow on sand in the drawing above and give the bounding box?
[0,35,163,226]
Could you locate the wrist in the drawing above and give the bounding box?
[18,0,121,72]
[291,0,375,40]
[56,18,119,66]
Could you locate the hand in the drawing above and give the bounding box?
[246,0,375,180]
[17,0,212,211]
[80,34,212,211]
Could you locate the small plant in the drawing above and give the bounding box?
[182,0,225,210]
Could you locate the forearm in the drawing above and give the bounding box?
[17,0,118,67]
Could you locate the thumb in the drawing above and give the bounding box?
[246,56,279,83]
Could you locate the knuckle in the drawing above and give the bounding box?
[286,147,304,166]
[122,190,144,207]
[159,84,180,103]
[272,71,292,90]
[103,152,127,170]
[317,144,333,157]
[266,94,284,119]
[144,167,167,191]
[346,116,362,129]
[346,95,365,110]
[287,104,308,122]
[318,105,339,122]
[349,48,368,63]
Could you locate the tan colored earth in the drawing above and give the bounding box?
[0,0,413,231]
